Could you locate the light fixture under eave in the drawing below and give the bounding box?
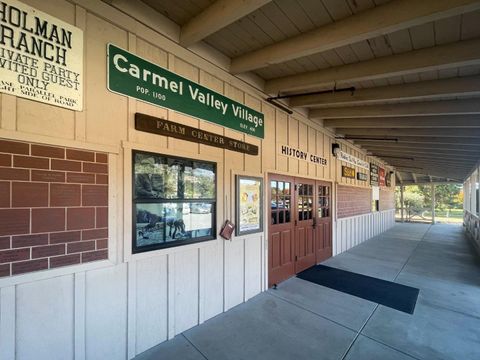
[332,143,341,157]
[265,98,293,114]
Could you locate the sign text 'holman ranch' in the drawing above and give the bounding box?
[278,144,327,166]
[0,0,83,110]
[108,44,264,138]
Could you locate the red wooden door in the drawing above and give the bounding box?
[315,181,332,263]
[294,179,316,273]
[268,175,295,287]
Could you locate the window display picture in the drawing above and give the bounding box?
[133,151,216,252]
[236,176,263,236]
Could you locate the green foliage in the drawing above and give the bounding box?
[395,183,463,213]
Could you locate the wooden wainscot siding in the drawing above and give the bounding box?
[0,139,109,277]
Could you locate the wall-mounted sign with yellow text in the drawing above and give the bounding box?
[0,0,83,110]
[342,166,356,179]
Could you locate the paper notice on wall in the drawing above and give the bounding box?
[0,0,83,110]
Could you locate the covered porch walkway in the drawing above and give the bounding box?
[136,223,480,360]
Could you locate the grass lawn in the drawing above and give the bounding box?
[395,208,463,224]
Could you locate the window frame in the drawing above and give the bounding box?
[132,149,217,254]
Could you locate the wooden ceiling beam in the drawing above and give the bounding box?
[311,99,480,119]
[387,159,475,167]
[355,141,480,152]
[265,38,480,93]
[336,127,480,138]
[388,166,471,180]
[341,136,480,145]
[325,115,480,128]
[231,0,480,74]
[180,0,271,46]
[366,148,480,159]
[291,76,480,108]
[370,152,479,163]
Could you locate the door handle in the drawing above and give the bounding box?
[312,217,316,229]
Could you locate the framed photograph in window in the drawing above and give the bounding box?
[236,175,263,236]
[132,150,216,253]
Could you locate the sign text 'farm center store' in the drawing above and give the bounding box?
[108,44,264,138]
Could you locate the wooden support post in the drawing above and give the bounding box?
[431,183,436,224]
[400,185,405,223]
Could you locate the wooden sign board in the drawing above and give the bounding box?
[370,163,379,186]
[379,167,386,186]
[357,172,368,181]
[135,113,258,155]
[342,166,356,179]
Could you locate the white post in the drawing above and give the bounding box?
[400,185,404,222]
[431,183,436,224]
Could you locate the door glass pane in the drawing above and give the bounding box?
[271,181,277,198]
[284,196,291,209]
[284,182,291,195]
[279,211,284,224]
[286,210,290,222]
[298,196,303,220]
[308,185,313,196]
[271,211,277,225]
[278,181,284,195]
[271,197,277,211]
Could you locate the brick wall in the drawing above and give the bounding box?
[0,139,109,278]
[337,185,371,219]
[380,189,395,211]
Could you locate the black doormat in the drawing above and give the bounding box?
[297,265,420,314]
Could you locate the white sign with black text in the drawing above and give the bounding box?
[278,144,327,166]
[337,150,369,170]
[0,0,83,110]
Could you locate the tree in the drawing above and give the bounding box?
[416,184,462,210]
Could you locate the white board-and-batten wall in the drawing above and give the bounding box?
[0,1,395,359]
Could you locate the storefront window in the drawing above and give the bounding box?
[133,150,216,253]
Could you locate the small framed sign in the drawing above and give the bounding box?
[236,175,263,236]
[370,163,379,186]
[357,172,368,181]
[379,167,386,186]
[342,166,356,179]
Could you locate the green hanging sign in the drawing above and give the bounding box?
[107,44,264,139]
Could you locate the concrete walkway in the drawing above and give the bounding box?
[135,223,480,360]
